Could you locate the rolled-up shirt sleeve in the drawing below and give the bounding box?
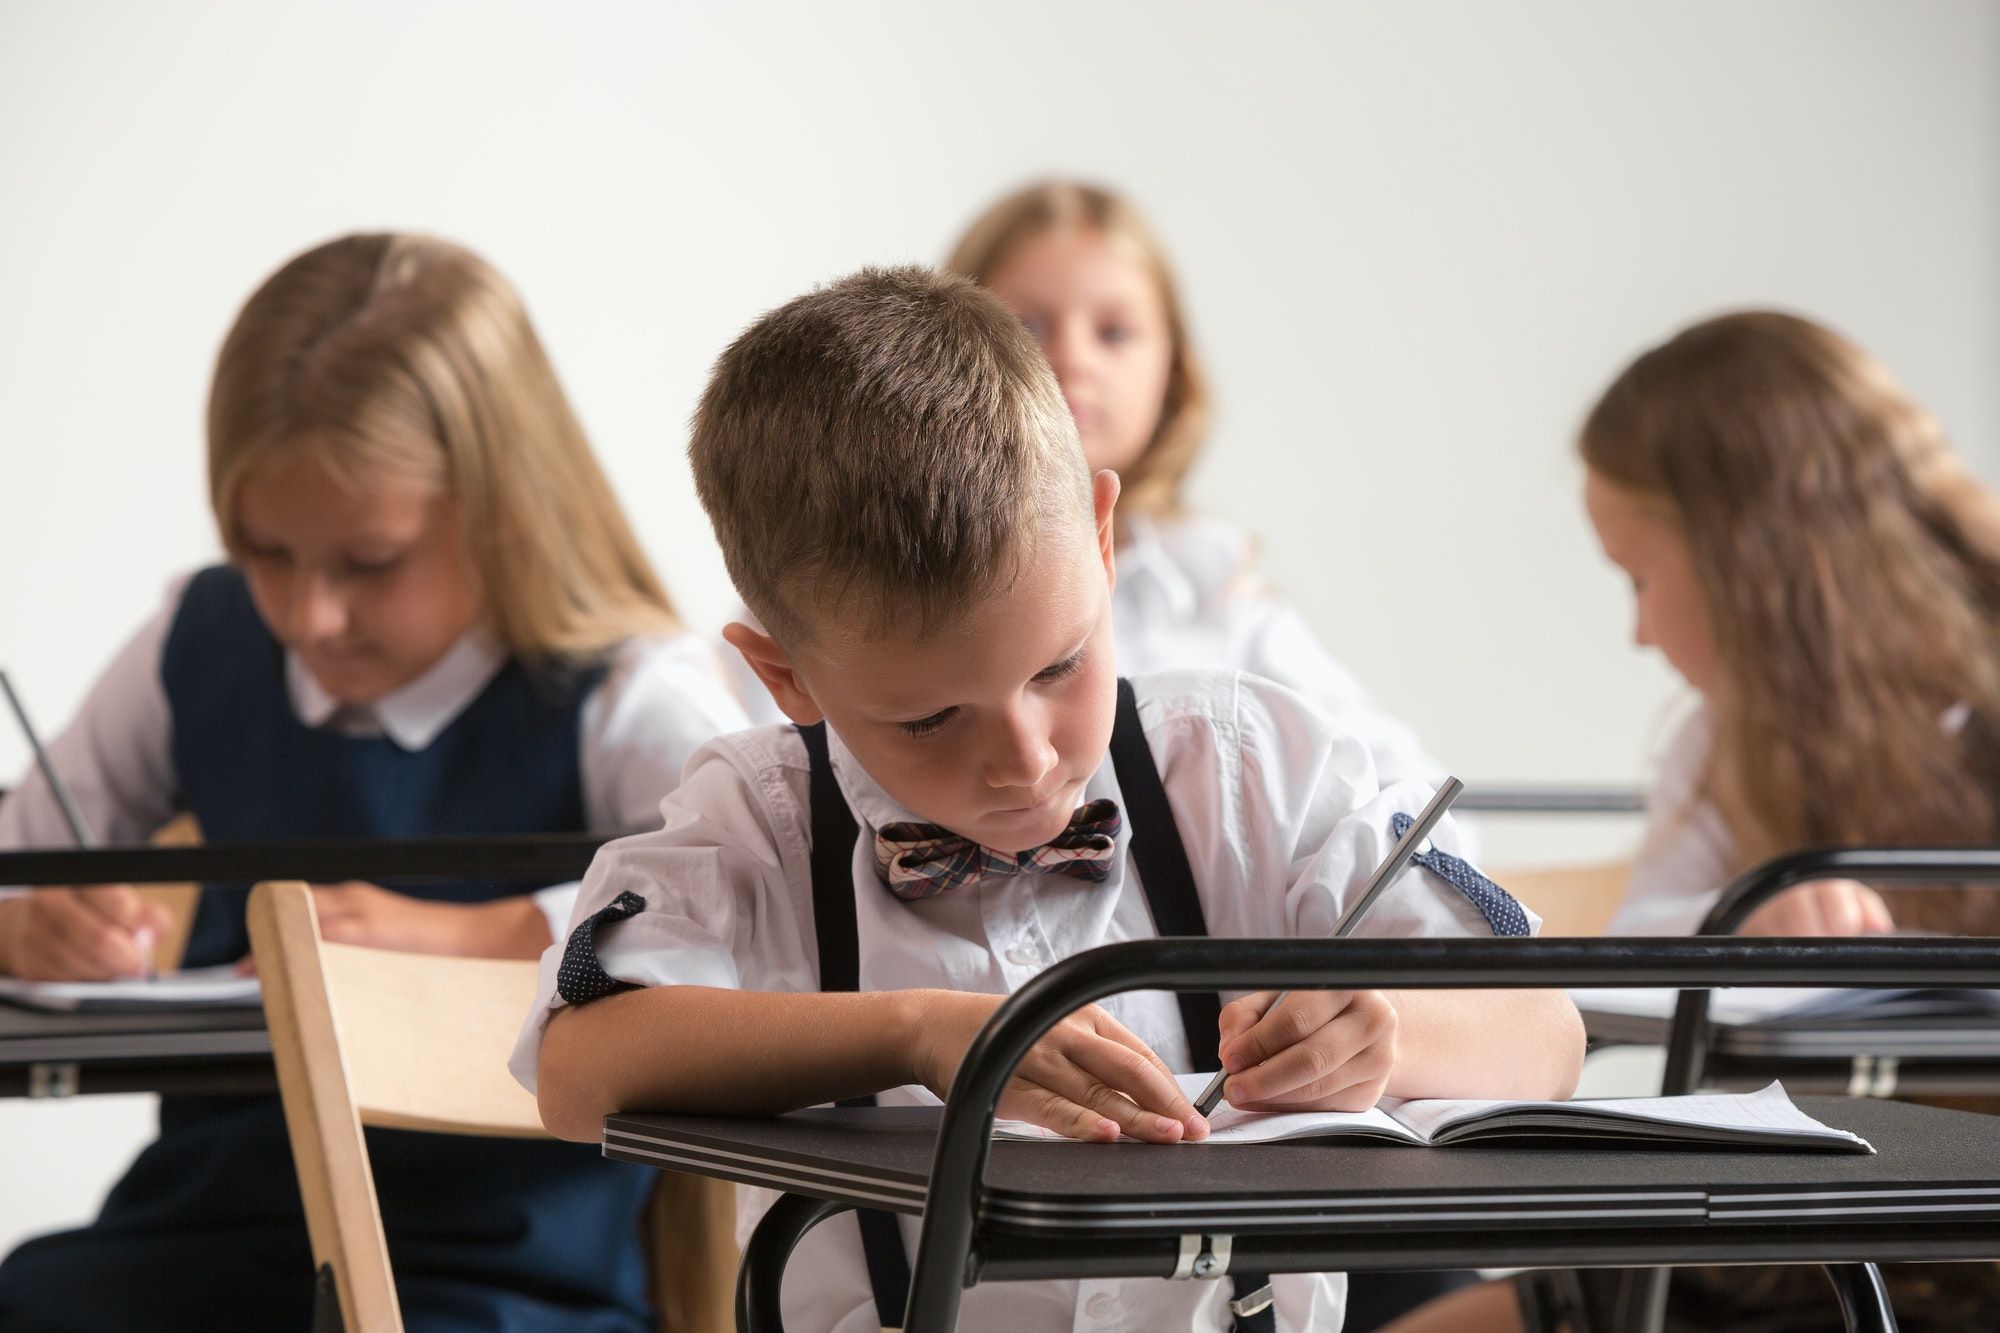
[1157,671,1533,946]
[509,729,814,1093]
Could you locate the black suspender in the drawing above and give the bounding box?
[797,679,1274,1332]
[1108,677,1225,1075]
[799,720,914,1329]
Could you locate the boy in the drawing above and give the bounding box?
[514,267,1583,1332]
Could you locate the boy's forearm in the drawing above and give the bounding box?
[1382,988,1583,1101]
[536,985,927,1141]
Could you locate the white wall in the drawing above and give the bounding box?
[3,0,1996,1252]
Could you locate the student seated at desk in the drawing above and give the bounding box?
[1388,311,2000,1332]
[518,266,1583,1333]
[0,234,747,1333]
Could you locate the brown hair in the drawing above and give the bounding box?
[208,233,679,661]
[1583,310,2000,932]
[689,265,1086,645]
[947,180,1208,522]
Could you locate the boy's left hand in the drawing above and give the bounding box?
[1215,989,1398,1113]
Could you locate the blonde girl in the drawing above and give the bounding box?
[0,233,746,1332]
[943,180,1452,793]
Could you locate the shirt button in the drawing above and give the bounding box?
[1084,1291,1116,1320]
[1004,943,1038,966]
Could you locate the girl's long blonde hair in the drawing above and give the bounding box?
[947,180,1209,522]
[1584,311,2000,932]
[208,233,678,662]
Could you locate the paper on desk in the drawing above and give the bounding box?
[1382,1080,1871,1150]
[0,964,262,1012]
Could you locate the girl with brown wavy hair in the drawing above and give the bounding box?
[1586,309,2000,939]
[1386,310,2000,1333]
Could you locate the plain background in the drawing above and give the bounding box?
[3,0,1997,1257]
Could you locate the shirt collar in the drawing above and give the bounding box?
[285,628,508,751]
[1113,513,1200,622]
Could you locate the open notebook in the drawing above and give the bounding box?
[995,1075,1871,1153]
[0,964,262,1013]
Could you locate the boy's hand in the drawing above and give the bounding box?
[0,886,172,981]
[910,990,1209,1144]
[1216,989,1398,1113]
[310,882,552,959]
[1739,879,1893,937]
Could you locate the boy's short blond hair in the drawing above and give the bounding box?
[691,266,1089,644]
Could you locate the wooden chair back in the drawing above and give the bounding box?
[247,879,737,1333]
[1495,860,1632,937]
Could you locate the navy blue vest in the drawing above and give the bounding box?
[0,568,655,1333]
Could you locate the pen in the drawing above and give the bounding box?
[0,669,154,975]
[1192,775,1466,1118]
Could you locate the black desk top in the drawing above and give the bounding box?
[0,1003,272,1097]
[605,1096,2000,1242]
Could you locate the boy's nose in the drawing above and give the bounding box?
[983,709,1059,790]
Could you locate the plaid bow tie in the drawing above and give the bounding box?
[873,799,1123,901]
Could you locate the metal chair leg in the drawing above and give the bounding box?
[1823,1263,1898,1333]
[736,1192,854,1333]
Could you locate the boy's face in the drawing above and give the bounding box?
[734,471,1122,853]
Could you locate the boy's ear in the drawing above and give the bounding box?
[721,622,826,725]
[1092,469,1121,592]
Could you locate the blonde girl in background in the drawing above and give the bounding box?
[0,234,747,1332]
[1390,309,2000,1333]
[943,180,1455,797]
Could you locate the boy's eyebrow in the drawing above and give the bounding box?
[865,629,1094,721]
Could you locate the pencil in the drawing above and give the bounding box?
[0,669,154,974]
[1192,776,1466,1118]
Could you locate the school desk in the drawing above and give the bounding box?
[0,837,608,1100]
[600,935,2000,1333]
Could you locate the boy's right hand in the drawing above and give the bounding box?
[1739,879,1894,937]
[910,990,1209,1144]
[0,886,171,980]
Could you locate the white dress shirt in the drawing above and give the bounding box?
[1605,707,1736,936]
[1109,514,1452,795]
[513,669,1529,1333]
[1608,701,1977,936]
[0,573,751,944]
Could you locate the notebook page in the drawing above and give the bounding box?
[0,965,262,1012]
[1384,1081,1868,1149]
[992,1071,1419,1144]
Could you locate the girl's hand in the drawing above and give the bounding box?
[309,882,551,959]
[909,990,1208,1144]
[1739,879,1894,937]
[0,886,172,981]
[1215,989,1398,1113]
